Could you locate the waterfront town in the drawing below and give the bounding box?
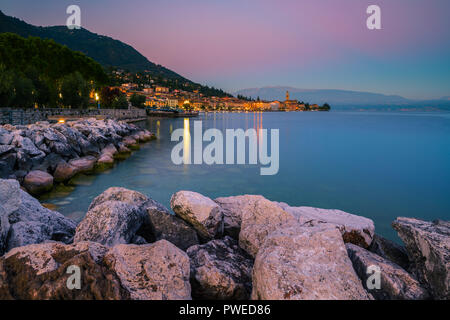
[110,69,331,113]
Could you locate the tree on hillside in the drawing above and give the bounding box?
[129,93,146,108]
[11,73,35,109]
[112,95,129,109]
[100,87,122,108]
[59,72,90,109]
[0,65,15,108]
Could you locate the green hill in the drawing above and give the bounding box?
[0,10,231,97]
[0,10,183,78]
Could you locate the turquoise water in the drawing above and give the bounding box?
[42,111,450,242]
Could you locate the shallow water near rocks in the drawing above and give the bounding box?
[40,111,450,243]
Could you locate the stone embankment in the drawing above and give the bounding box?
[0,118,155,195]
[0,185,448,300]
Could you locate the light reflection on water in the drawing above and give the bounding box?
[40,111,450,242]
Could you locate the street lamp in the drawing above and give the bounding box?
[95,93,100,109]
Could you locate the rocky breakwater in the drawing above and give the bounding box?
[0,118,155,195]
[0,185,448,300]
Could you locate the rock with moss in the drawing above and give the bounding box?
[23,170,54,195]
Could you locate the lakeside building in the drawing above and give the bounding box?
[283,91,300,111]
[112,77,327,112]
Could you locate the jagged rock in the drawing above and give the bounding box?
[187,236,253,300]
[15,150,32,172]
[104,240,191,300]
[214,195,265,239]
[171,191,224,241]
[50,141,77,158]
[145,201,199,251]
[35,153,64,173]
[0,153,16,179]
[0,179,76,255]
[74,200,148,246]
[0,161,14,179]
[392,218,450,299]
[102,144,118,157]
[0,132,13,145]
[0,206,9,254]
[87,187,198,250]
[78,137,99,156]
[252,223,371,300]
[369,234,410,270]
[277,202,375,248]
[239,196,303,257]
[12,135,42,156]
[69,156,97,173]
[6,221,52,251]
[37,142,50,154]
[346,243,429,300]
[0,242,129,299]
[0,145,14,156]
[23,170,54,195]
[53,161,79,182]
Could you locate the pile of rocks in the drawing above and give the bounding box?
[0,184,448,300]
[0,118,155,195]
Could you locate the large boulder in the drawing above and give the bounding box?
[102,144,118,157]
[238,196,303,257]
[214,195,265,239]
[187,236,253,300]
[277,203,375,248]
[69,156,97,173]
[0,145,14,156]
[146,201,199,251]
[53,161,79,183]
[96,153,114,170]
[0,179,76,255]
[0,132,13,145]
[86,187,198,250]
[392,218,450,299]
[104,240,191,300]
[251,224,371,300]
[23,170,54,195]
[346,243,429,300]
[74,200,148,246]
[88,187,150,211]
[12,135,42,156]
[171,191,224,241]
[369,234,410,270]
[0,242,127,299]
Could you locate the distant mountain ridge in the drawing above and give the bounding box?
[0,10,186,80]
[236,86,450,110]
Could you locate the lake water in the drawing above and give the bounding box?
[40,111,450,242]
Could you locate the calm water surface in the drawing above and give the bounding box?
[41,111,450,242]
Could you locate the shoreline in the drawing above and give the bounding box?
[0,117,156,197]
[0,183,447,300]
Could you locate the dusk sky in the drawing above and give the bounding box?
[2,0,450,99]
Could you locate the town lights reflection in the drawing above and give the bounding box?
[183,118,191,165]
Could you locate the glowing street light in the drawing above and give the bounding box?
[95,92,100,109]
